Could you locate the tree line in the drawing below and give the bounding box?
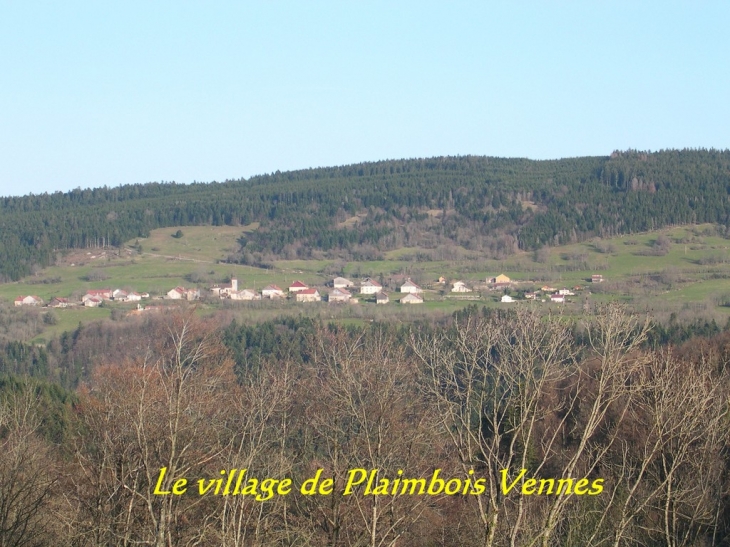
[2,149,730,280]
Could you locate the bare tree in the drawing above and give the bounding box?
[603,350,729,547]
[295,326,438,547]
[67,312,236,547]
[411,308,578,547]
[215,359,295,546]
[411,304,653,547]
[0,389,59,547]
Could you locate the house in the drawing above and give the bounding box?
[557,288,575,296]
[333,277,354,289]
[126,292,142,302]
[400,293,423,304]
[451,281,472,293]
[262,284,285,299]
[295,288,321,302]
[230,289,258,301]
[48,297,70,308]
[376,291,389,304]
[489,274,511,284]
[84,296,103,307]
[524,292,537,300]
[541,286,557,293]
[166,286,200,300]
[400,279,423,294]
[167,287,185,300]
[550,294,565,303]
[85,289,113,300]
[289,280,309,293]
[211,278,238,297]
[591,274,604,283]
[112,289,128,300]
[501,295,515,303]
[14,295,42,307]
[360,278,383,295]
[329,288,352,303]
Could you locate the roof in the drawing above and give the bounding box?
[289,280,308,288]
[362,278,382,287]
[263,284,283,291]
[401,280,421,289]
[299,288,319,295]
[331,288,351,296]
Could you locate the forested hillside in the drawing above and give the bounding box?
[2,149,730,281]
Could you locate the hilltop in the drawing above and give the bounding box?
[2,149,730,282]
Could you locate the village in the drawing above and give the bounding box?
[13,273,605,311]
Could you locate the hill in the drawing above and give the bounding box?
[2,149,730,281]
[3,222,730,344]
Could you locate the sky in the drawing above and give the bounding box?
[1,2,728,197]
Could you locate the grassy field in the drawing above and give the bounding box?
[3,223,730,342]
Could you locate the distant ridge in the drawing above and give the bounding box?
[2,149,730,281]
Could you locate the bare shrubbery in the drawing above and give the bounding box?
[3,306,730,546]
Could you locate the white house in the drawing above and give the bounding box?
[376,291,389,304]
[295,288,321,302]
[167,287,184,300]
[400,279,423,294]
[126,292,142,302]
[167,286,200,300]
[85,289,113,300]
[84,296,103,307]
[230,289,259,301]
[360,278,382,295]
[400,293,423,304]
[329,288,352,303]
[112,289,129,301]
[262,284,285,299]
[14,295,42,307]
[289,280,309,293]
[550,294,565,303]
[557,288,575,296]
[501,295,515,303]
[211,278,239,298]
[333,277,354,289]
[451,281,472,293]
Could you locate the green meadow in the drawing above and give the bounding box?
[3,223,730,342]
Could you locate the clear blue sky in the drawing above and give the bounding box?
[1,2,728,197]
